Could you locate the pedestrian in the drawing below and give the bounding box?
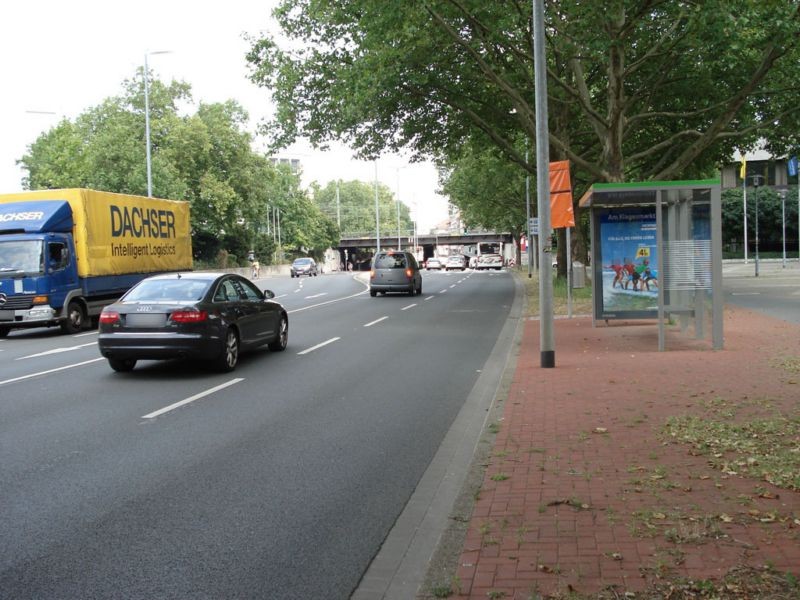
[251,259,261,279]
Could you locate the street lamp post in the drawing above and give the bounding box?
[751,174,763,277]
[374,160,381,253]
[533,0,555,368]
[780,189,787,268]
[144,50,171,198]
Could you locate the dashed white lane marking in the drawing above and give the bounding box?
[18,342,98,360]
[424,296,434,301]
[450,284,456,288]
[297,337,341,355]
[364,316,389,327]
[439,289,447,294]
[305,293,328,299]
[0,358,105,387]
[401,304,417,311]
[142,378,244,419]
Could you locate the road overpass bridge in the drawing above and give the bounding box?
[335,231,514,269]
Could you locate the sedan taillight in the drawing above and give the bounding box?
[99,311,120,324]
[171,309,208,323]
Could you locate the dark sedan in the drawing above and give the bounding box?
[97,272,288,372]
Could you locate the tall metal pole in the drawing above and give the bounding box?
[533,0,555,368]
[752,174,762,277]
[525,143,533,278]
[781,189,786,268]
[396,168,402,249]
[143,50,171,198]
[335,180,341,229]
[144,53,153,198]
[742,171,748,263]
[374,161,381,253]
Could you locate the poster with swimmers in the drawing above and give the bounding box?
[598,207,659,316]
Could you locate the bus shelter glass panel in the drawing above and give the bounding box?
[660,188,714,346]
[593,191,658,320]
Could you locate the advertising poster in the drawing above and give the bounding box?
[599,207,659,316]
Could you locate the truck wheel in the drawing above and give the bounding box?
[108,358,137,372]
[214,328,239,372]
[61,301,85,334]
[0,327,9,338]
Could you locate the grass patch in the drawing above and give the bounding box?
[664,412,800,490]
[520,269,593,317]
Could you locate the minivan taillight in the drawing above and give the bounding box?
[405,268,413,278]
[99,311,120,324]
[171,309,208,323]
[370,269,376,279]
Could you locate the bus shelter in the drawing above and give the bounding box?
[579,180,723,350]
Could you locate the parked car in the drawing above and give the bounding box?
[370,251,422,297]
[97,272,288,373]
[290,257,318,277]
[476,254,504,270]
[425,257,444,270]
[445,255,467,271]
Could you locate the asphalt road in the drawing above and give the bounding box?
[0,268,516,599]
[723,259,800,324]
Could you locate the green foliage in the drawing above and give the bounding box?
[722,186,799,252]
[312,179,413,239]
[249,0,800,191]
[18,70,337,262]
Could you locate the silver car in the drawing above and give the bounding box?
[369,251,422,297]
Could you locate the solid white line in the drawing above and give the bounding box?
[0,358,105,387]
[305,293,328,299]
[402,304,417,311]
[275,294,288,299]
[298,337,341,355]
[364,316,388,327]
[74,331,99,338]
[142,378,244,419]
[18,341,98,360]
[731,292,760,296]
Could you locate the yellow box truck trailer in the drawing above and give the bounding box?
[0,188,192,336]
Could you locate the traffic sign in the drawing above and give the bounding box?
[788,156,798,177]
[529,217,539,235]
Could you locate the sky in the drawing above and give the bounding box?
[0,1,449,231]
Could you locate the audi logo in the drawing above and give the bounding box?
[0,293,6,306]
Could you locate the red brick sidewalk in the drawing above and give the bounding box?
[453,307,800,599]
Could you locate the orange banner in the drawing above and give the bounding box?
[549,161,574,228]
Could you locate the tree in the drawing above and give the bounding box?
[438,143,527,261]
[722,187,799,255]
[18,71,338,263]
[248,0,800,265]
[311,179,414,240]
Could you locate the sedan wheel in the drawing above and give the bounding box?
[215,328,239,372]
[269,315,288,351]
[108,358,136,372]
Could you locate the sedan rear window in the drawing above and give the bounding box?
[375,254,407,269]
[125,279,211,302]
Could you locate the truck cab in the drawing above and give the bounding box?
[0,202,83,336]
